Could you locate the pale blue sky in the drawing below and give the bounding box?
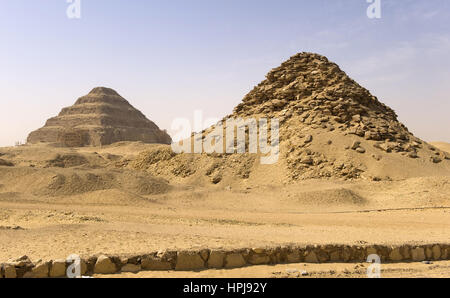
[0,0,449,146]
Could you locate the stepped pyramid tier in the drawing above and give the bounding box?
[27,87,172,147]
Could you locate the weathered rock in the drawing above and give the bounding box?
[208,251,226,269]
[432,245,441,260]
[351,141,361,150]
[426,247,433,259]
[225,253,246,268]
[94,255,117,274]
[199,249,210,262]
[356,147,366,154]
[4,264,16,278]
[431,157,442,164]
[329,251,340,262]
[248,254,270,265]
[304,251,319,263]
[411,248,426,262]
[286,251,301,263]
[389,248,403,261]
[0,159,14,167]
[9,255,32,267]
[304,135,313,144]
[50,259,66,278]
[141,256,173,270]
[23,261,49,278]
[175,252,205,271]
[121,264,141,273]
[408,152,418,158]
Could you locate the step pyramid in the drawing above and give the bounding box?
[27,87,172,147]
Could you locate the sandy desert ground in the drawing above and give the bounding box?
[0,141,449,278]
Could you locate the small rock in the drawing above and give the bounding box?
[175,252,205,271]
[304,135,313,144]
[300,156,314,165]
[351,141,361,150]
[50,259,67,278]
[408,152,418,158]
[4,264,16,278]
[411,248,426,262]
[141,256,172,270]
[431,157,442,164]
[208,251,226,269]
[121,264,141,273]
[225,253,246,269]
[24,261,49,278]
[355,147,366,154]
[304,251,319,263]
[94,255,117,274]
[248,254,270,265]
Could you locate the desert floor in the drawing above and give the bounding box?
[0,142,449,278]
[1,179,450,262]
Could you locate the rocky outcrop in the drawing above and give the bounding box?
[27,87,172,147]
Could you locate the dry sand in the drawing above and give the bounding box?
[0,142,449,268]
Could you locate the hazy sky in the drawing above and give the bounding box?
[0,0,449,146]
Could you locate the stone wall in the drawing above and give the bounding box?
[1,243,449,278]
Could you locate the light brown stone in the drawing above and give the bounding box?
[175,252,205,271]
[389,248,403,261]
[94,255,117,274]
[23,261,49,278]
[286,251,301,263]
[141,256,173,270]
[248,254,270,265]
[50,259,67,278]
[208,251,225,269]
[4,264,16,279]
[304,251,319,263]
[411,248,426,262]
[426,247,433,259]
[329,251,340,262]
[432,245,441,260]
[225,253,246,268]
[121,264,141,273]
[199,249,210,262]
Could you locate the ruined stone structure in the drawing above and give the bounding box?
[27,87,172,147]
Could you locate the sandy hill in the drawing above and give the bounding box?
[132,53,450,184]
[27,87,172,147]
[431,142,450,154]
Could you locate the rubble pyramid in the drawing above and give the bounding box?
[227,52,449,179]
[133,53,449,183]
[27,87,172,147]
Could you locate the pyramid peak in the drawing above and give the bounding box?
[88,87,121,97]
